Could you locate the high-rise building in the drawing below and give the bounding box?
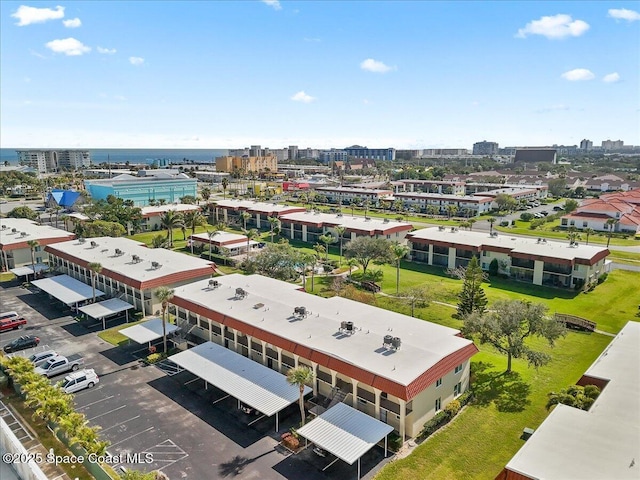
[344,145,396,161]
[249,145,262,157]
[579,139,593,151]
[601,139,624,150]
[288,145,299,160]
[17,149,90,173]
[472,141,499,156]
[215,155,278,174]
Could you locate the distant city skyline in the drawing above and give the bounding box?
[1,1,638,149]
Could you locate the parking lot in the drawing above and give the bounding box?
[1,280,391,479]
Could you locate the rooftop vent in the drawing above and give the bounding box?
[235,287,248,299]
[209,279,220,289]
[90,241,98,248]
[151,261,162,269]
[115,248,124,256]
[383,218,389,223]
[438,226,445,231]
[11,228,17,233]
[20,231,28,237]
[339,320,355,335]
[1,225,6,230]
[132,254,141,263]
[490,232,499,237]
[294,306,308,318]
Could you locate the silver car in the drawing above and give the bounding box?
[28,350,57,368]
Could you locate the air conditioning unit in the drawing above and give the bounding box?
[132,254,140,263]
[115,248,123,256]
[209,279,220,289]
[383,335,394,348]
[151,261,161,269]
[90,241,98,248]
[20,232,28,237]
[391,336,402,350]
[78,237,86,243]
[1,225,6,230]
[340,321,355,334]
[337,213,343,217]
[11,228,17,233]
[294,306,307,317]
[383,218,389,223]
[235,287,247,299]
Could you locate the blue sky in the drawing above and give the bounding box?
[1,1,638,149]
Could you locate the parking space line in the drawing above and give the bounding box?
[109,426,155,447]
[183,377,200,386]
[100,415,140,433]
[87,404,126,421]
[76,395,114,410]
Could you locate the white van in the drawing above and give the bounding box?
[28,350,58,368]
[61,369,99,394]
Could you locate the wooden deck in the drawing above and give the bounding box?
[554,313,596,332]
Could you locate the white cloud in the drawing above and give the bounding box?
[262,0,282,10]
[45,38,91,56]
[561,68,595,81]
[97,46,117,54]
[516,14,590,39]
[129,56,145,66]
[63,18,82,28]
[360,58,395,73]
[291,91,316,103]
[11,5,64,26]
[603,72,621,83]
[608,8,640,21]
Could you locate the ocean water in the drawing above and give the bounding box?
[0,148,228,165]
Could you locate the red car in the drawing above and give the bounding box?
[0,317,27,332]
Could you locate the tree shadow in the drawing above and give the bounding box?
[471,361,531,413]
[218,450,275,477]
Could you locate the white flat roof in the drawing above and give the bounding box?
[140,204,201,216]
[32,275,104,305]
[215,199,304,215]
[505,322,640,479]
[169,341,310,417]
[395,192,493,202]
[316,186,392,194]
[119,318,179,344]
[280,211,412,232]
[190,231,247,246]
[78,298,134,320]
[296,403,393,465]
[408,227,609,261]
[0,218,74,248]
[45,237,215,287]
[172,274,473,388]
[10,264,49,277]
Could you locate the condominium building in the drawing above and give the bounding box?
[561,191,640,234]
[396,180,466,195]
[472,141,499,156]
[498,321,639,480]
[45,237,216,316]
[407,227,609,288]
[212,199,306,228]
[0,218,75,270]
[139,204,202,231]
[215,155,278,174]
[579,139,593,151]
[514,149,557,164]
[170,273,479,438]
[315,186,393,205]
[344,145,396,161]
[17,149,91,173]
[394,192,494,216]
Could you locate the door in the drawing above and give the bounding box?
[380,409,387,424]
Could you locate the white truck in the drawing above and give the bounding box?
[35,354,84,378]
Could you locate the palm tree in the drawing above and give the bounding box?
[362,199,371,218]
[583,228,595,245]
[334,226,346,265]
[243,228,259,260]
[605,218,617,247]
[468,218,477,230]
[318,233,334,260]
[566,227,581,245]
[487,217,496,235]
[300,253,315,289]
[160,210,184,247]
[206,228,222,259]
[53,205,63,228]
[154,286,175,354]
[350,199,357,217]
[346,258,358,278]
[200,186,211,203]
[446,204,458,219]
[221,178,229,198]
[239,211,251,230]
[267,216,280,243]
[286,366,314,427]
[87,262,102,303]
[183,210,206,235]
[391,243,410,294]
[26,240,39,280]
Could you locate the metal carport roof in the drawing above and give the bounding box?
[169,341,311,418]
[78,298,135,327]
[119,318,179,344]
[10,264,49,277]
[296,402,393,477]
[32,275,104,305]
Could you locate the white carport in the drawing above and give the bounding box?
[296,402,394,479]
[119,318,179,346]
[10,263,49,278]
[78,298,135,330]
[32,275,104,310]
[169,341,311,431]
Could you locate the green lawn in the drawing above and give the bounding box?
[97,318,148,346]
[0,271,16,282]
[608,249,640,265]
[376,331,613,480]
[128,224,215,251]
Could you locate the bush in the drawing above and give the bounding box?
[200,252,236,267]
[418,410,449,440]
[444,399,461,418]
[488,259,499,277]
[499,221,509,227]
[574,279,585,290]
[597,273,608,284]
[387,432,403,452]
[520,213,533,221]
[457,390,473,407]
[146,353,166,364]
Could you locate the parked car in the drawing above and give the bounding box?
[0,311,19,321]
[35,354,83,378]
[3,335,40,353]
[540,211,549,216]
[61,369,99,393]
[0,316,27,332]
[28,350,58,368]
[553,206,565,211]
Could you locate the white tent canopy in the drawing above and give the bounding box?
[169,342,310,425]
[296,402,394,477]
[32,275,104,305]
[79,298,134,320]
[119,318,179,344]
[10,264,49,277]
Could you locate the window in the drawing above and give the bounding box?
[583,222,588,228]
[435,397,441,411]
[454,364,463,374]
[454,382,462,396]
[436,378,442,388]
